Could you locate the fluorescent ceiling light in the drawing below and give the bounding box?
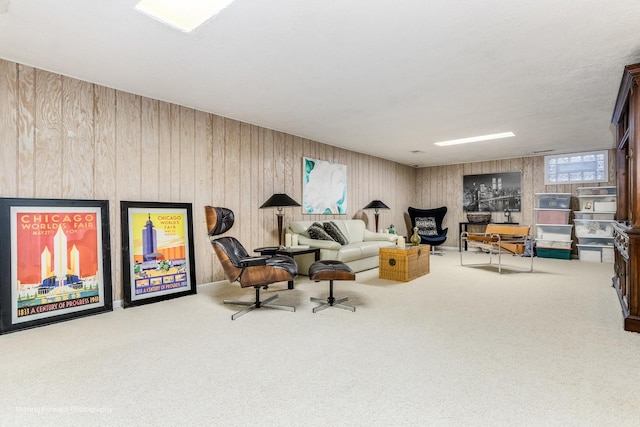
[434,132,516,147]
[135,0,234,32]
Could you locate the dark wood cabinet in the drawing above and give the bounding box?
[611,63,640,332]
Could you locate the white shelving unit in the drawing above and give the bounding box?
[575,186,616,262]
[534,193,573,259]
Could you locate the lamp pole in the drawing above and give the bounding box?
[374,208,380,233]
[276,206,284,246]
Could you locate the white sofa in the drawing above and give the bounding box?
[287,219,398,275]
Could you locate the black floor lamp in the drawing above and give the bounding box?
[260,193,301,246]
[363,200,389,233]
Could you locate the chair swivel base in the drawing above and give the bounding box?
[224,288,294,320]
[310,292,355,313]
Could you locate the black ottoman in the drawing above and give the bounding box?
[308,260,356,313]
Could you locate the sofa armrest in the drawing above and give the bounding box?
[298,236,342,250]
[363,229,398,242]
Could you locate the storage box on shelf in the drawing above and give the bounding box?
[573,211,616,220]
[534,193,571,209]
[576,186,616,213]
[577,244,615,262]
[537,247,572,259]
[576,236,614,246]
[535,224,573,241]
[535,239,573,249]
[576,186,616,196]
[574,219,615,238]
[534,208,571,224]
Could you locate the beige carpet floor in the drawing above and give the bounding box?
[1,250,640,426]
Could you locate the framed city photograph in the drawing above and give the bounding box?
[463,172,522,212]
[0,198,112,334]
[120,201,197,308]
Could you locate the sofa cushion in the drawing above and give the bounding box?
[335,243,363,263]
[360,241,383,258]
[307,224,335,241]
[324,221,348,245]
[415,216,438,236]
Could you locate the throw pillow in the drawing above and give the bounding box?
[307,224,335,241]
[415,216,438,236]
[323,221,348,245]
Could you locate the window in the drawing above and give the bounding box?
[544,150,608,185]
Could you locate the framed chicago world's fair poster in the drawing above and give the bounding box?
[0,198,113,334]
[120,201,196,308]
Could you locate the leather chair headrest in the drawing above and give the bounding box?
[205,206,235,236]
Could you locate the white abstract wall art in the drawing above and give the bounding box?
[302,157,347,214]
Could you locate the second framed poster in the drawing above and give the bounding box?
[121,201,197,308]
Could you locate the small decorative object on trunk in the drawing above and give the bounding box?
[411,227,421,246]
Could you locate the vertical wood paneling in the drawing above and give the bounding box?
[169,104,181,199]
[93,87,116,197]
[359,154,368,225]
[291,136,305,224]
[211,115,225,204]
[256,127,266,246]
[141,98,160,200]
[179,107,196,203]
[194,110,213,283]
[316,141,327,170]
[0,60,18,196]
[116,91,141,200]
[17,64,35,197]
[157,102,172,199]
[210,114,225,280]
[239,121,251,246]
[448,164,463,242]
[94,85,117,299]
[249,124,261,250]
[114,91,141,301]
[284,133,294,197]
[35,69,63,198]
[62,76,94,199]
[521,157,534,226]
[223,118,240,229]
[262,128,275,245]
[415,167,424,208]
[302,138,316,221]
[273,131,285,193]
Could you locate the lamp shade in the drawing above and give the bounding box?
[260,193,301,209]
[363,200,389,210]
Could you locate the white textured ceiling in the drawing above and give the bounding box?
[1,0,640,167]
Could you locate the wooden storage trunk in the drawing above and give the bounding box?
[379,245,430,282]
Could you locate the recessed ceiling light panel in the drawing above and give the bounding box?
[434,132,515,147]
[135,0,235,32]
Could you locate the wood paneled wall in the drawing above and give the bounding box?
[416,154,616,248]
[1,58,617,301]
[0,59,417,301]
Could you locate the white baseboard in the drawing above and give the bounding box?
[111,281,223,310]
